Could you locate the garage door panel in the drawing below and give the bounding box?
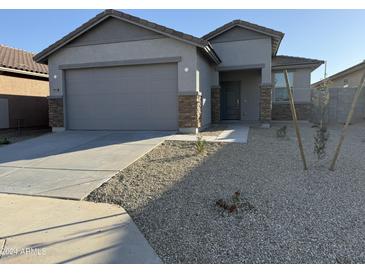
[66,63,178,130]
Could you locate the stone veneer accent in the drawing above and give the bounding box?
[178,94,202,129]
[48,97,64,128]
[211,86,221,123]
[259,85,272,121]
[272,103,312,121]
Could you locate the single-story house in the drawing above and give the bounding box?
[311,60,365,125]
[34,9,324,133]
[0,45,49,129]
[312,60,365,89]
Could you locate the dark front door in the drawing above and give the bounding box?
[221,81,241,120]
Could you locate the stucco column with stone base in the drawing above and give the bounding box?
[178,93,202,134]
[211,86,221,123]
[259,84,272,122]
[48,96,64,132]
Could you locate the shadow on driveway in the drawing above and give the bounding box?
[0,130,174,199]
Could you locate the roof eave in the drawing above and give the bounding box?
[203,44,221,64]
[272,34,284,56]
[272,61,324,71]
[203,21,284,57]
[34,10,214,64]
[33,11,109,64]
[0,66,49,78]
[203,21,284,41]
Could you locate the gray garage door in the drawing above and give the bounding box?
[65,63,178,130]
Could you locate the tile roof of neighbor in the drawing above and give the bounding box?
[34,9,221,64]
[312,60,365,87]
[202,19,285,55]
[0,44,48,75]
[272,55,324,68]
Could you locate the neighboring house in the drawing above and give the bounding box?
[311,61,365,125]
[0,45,49,129]
[312,60,365,89]
[34,9,323,133]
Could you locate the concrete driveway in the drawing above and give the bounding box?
[0,193,161,263]
[0,131,172,199]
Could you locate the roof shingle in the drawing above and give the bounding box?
[0,45,48,75]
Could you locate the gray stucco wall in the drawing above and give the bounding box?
[220,69,261,121]
[210,26,267,43]
[67,17,164,47]
[293,68,312,102]
[48,37,199,97]
[209,27,272,84]
[197,50,216,127]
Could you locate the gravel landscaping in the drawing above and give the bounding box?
[86,122,365,263]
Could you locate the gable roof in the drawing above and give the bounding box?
[0,44,48,77]
[202,19,284,55]
[33,9,220,65]
[272,55,324,70]
[312,60,365,87]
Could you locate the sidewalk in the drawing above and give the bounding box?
[0,194,161,264]
[169,124,249,144]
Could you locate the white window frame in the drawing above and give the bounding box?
[343,79,349,88]
[273,71,294,103]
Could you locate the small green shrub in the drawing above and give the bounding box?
[276,125,287,138]
[215,191,255,215]
[314,126,329,160]
[0,137,10,145]
[195,135,207,154]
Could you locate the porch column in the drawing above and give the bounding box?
[211,85,221,123]
[259,84,272,121]
[178,92,202,134]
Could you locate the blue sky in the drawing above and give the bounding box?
[0,9,364,83]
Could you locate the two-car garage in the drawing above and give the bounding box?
[64,63,178,131]
[34,10,220,132]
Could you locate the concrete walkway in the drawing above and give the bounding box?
[0,131,172,199]
[0,194,161,264]
[169,124,249,144]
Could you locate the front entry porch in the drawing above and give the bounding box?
[220,81,241,120]
[211,68,272,123]
[170,123,249,144]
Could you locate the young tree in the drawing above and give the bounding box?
[313,62,330,161]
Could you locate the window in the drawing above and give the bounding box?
[343,79,349,88]
[273,72,294,102]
